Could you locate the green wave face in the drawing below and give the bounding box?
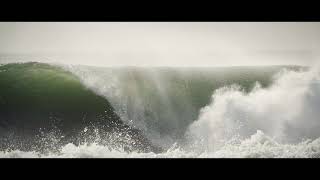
[0,62,157,152]
[0,62,112,129]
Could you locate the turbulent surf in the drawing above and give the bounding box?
[1,61,320,158]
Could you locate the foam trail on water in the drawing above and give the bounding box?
[187,64,320,152]
[1,134,320,158]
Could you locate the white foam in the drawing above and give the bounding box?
[1,130,319,158]
[187,65,320,153]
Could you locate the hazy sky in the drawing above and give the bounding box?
[0,22,320,66]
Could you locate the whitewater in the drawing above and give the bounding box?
[1,62,320,158]
[1,130,320,158]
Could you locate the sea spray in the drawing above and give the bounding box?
[187,65,320,153]
[63,64,289,149]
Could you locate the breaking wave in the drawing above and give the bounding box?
[2,61,320,158]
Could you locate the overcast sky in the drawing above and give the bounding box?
[0,22,320,66]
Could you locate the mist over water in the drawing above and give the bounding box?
[63,65,286,149]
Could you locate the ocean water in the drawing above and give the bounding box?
[1,62,319,158]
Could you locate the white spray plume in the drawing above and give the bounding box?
[187,64,320,152]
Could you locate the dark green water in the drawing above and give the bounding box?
[0,62,157,152]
